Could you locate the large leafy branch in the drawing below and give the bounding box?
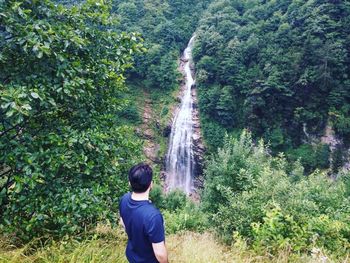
[0,0,143,240]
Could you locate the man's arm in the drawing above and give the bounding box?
[119,217,125,229]
[152,241,168,263]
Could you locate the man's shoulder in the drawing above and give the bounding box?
[119,192,130,207]
[142,204,163,221]
[121,192,131,200]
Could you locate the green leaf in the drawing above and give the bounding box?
[1,102,11,109]
[22,104,32,111]
[31,92,40,99]
[37,51,43,59]
[5,109,14,117]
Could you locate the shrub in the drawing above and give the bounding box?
[200,118,227,151]
[149,184,165,209]
[252,205,308,254]
[202,131,350,255]
[163,190,187,212]
[163,202,208,234]
[150,188,187,212]
[150,188,208,234]
[202,130,269,215]
[287,143,330,173]
[252,205,350,255]
[118,104,141,124]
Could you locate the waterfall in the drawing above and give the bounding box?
[165,36,196,194]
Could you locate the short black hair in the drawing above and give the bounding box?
[128,163,153,193]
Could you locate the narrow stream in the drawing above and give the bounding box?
[165,36,196,194]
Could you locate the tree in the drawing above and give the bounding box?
[0,0,143,240]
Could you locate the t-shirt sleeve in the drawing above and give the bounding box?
[119,194,125,215]
[119,193,128,217]
[146,213,165,243]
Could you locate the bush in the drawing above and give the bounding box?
[163,202,208,234]
[201,118,227,152]
[163,190,187,212]
[252,205,350,255]
[150,188,187,212]
[118,104,141,124]
[202,131,350,255]
[202,130,269,215]
[287,143,330,173]
[149,184,165,209]
[150,188,208,234]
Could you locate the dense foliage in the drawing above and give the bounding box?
[150,187,207,234]
[0,0,143,240]
[194,0,350,163]
[112,0,210,90]
[203,131,350,256]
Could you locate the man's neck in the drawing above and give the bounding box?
[131,191,149,201]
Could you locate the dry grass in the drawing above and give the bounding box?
[167,231,234,263]
[0,226,128,263]
[0,229,348,263]
[166,231,339,263]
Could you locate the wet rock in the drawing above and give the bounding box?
[192,126,205,178]
[163,124,172,137]
[160,171,167,181]
[344,149,350,172]
[193,174,204,190]
[321,124,341,150]
[144,140,160,163]
[189,191,201,203]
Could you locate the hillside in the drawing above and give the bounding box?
[194,0,350,173]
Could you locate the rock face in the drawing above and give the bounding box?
[191,86,205,188]
[139,94,161,163]
[163,124,172,138]
[321,124,341,150]
[320,123,349,174]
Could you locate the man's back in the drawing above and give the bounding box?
[119,192,165,263]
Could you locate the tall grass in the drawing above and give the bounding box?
[0,225,127,263]
[1,228,347,263]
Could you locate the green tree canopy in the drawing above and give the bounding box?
[0,0,143,240]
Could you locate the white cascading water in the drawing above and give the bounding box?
[165,36,196,194]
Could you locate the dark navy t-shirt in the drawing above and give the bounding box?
[119,192,165,263]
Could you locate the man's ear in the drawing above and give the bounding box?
[150,181,153,190]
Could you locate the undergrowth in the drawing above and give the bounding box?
[1,228,346,263]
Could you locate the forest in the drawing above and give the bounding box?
[194,0,350,173]
[0,0,350,262]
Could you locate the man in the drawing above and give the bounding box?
[119,163,168,263]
